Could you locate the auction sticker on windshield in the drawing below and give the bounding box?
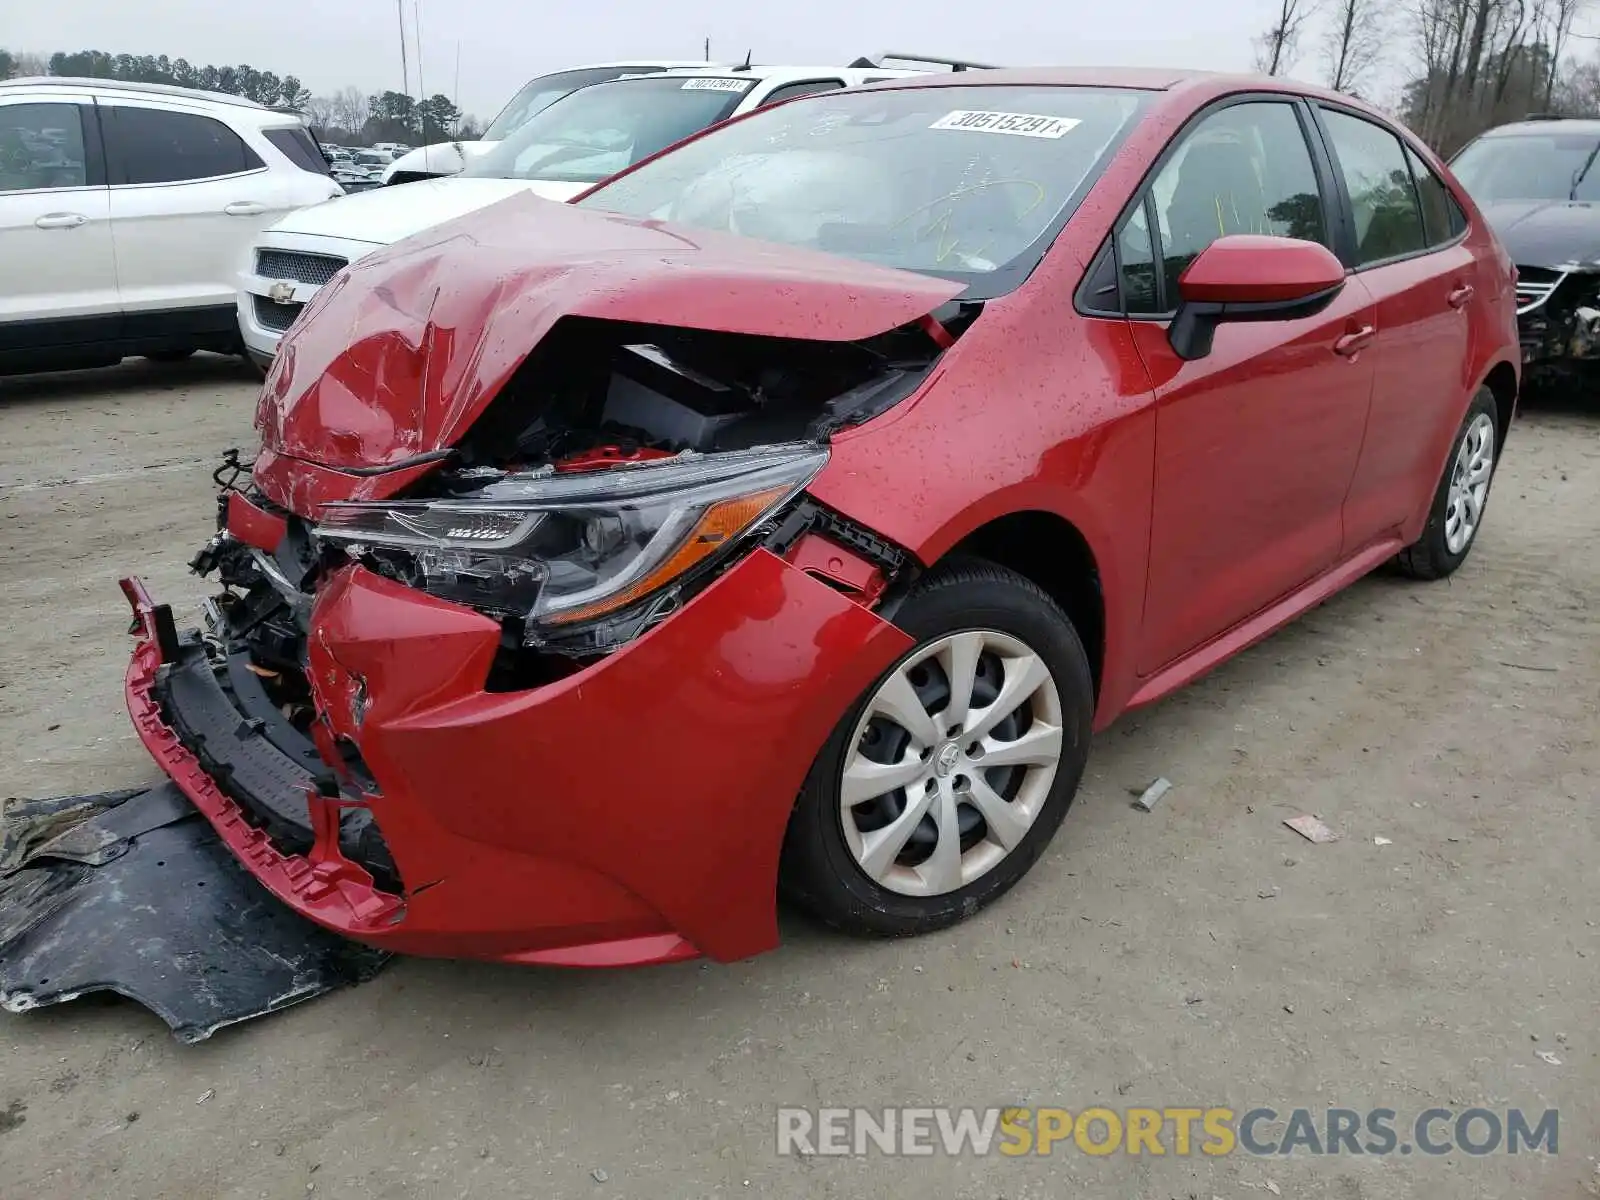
[930,111,1082,138]
[681,77,755,92]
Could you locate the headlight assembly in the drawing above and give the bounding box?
[313,444,829,651]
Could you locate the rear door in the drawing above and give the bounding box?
[1125,97,1378,674]
[100,100,275,328]
[1312,106,1480,547]
[0,95,116,341]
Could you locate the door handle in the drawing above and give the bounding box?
[1333,325,1376,357]
[1447,283,1475,308]
[34,212,88,229]
[224,201,267,216]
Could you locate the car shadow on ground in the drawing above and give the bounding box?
[0,354,259,406]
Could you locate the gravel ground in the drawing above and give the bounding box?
[1,357,1596,1200]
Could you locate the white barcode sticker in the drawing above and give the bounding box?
[681,77,755,92]
[930,110,1081,138]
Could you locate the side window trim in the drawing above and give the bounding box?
[1310,101,1460,270]
[97,99,269,187]
[759,79,847,107]
[1076,92,1337,322]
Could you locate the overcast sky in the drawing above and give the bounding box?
[9,0,1379,122]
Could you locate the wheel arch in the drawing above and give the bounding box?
[934,509,1108,698]
[1480,359,1518,450]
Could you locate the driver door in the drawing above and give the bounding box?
[1127,99,1377,675]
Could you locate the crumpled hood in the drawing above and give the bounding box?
[1479,199,1600,270]
[255,191,963,475]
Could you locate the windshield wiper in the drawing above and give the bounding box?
[1570,140,1600,200]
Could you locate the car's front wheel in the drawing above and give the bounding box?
[780,559,1094,937]
[1395,387,1500,580]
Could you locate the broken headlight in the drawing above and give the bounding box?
[313,445,828,650]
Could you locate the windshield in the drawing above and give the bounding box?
[578,84,1149,294]
[1451,131,1600,203]
[464,75,754,185]
[482,65,671,141]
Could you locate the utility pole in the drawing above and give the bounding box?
[395,0,410,99]
[413,0,425,139]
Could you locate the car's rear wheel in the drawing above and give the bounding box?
[780,559,1094,937]
[143,349,196,363]
[1395,387,1500,580]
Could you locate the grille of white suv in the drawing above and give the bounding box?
[255,249,348,287]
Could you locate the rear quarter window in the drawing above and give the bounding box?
[264,127,331,175]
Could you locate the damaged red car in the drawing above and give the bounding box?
[123,68,1519,968]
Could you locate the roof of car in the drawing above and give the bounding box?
[0,75,278,111]
[854,65,1213,91]
[645,64,924,82]
[1480,116,1600,137]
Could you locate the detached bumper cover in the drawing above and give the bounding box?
[0,785,386,1043]
[126,550,911,964]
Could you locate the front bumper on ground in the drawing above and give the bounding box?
[125,550,911,966]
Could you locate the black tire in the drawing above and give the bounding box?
[143,349,196,363]
[1394,387,1500,580]
[780,558,1095,938]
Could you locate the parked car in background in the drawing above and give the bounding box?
[380,60,726,185]
[1450,115,1600,386]
[350,149,394,174]
[144,69,1518,969]
[239,62,925,365]
[0,76,341,376]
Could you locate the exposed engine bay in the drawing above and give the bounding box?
[450,310,966,467]
[196,308,964,715]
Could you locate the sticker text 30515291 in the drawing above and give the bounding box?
[929,111,1081,138]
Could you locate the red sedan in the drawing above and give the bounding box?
[124,68,1519,967]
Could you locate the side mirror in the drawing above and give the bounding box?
[1168,235,1347,361]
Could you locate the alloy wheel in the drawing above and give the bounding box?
[839,629,1064,897]
[1444,412,1496,555]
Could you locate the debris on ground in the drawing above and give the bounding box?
[1131,777,1173,812]
[0,784,389,1043]
[1284,814,1338,844]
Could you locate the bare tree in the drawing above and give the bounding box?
[302,95,338,132]
[1323,0,1387,92]
[329,86,368,137]
[1256,0,1320,74]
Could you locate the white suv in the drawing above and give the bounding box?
[0,76,341,376]
[380,60,725,185]
[239,62,941,365]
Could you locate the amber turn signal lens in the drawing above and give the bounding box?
[546,485,791,625]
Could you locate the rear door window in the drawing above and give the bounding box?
[1406,145,1467,244]
[0,102,91,191]
[1319,109,1427,266]
[103,105,265,184]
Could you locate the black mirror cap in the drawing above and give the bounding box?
[1167,281,1346,361]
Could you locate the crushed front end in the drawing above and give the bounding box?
[1514,264,1600,385]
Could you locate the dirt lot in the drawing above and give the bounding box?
[1,357,1596,1200]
